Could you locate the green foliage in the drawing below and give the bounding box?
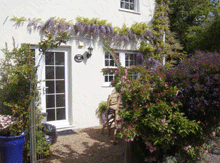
[11,16,27,27]
[0,41,51,162]
[112,66,212,162]
[166,51,220,136]
[96,101,107,116]
[130,22,148,35]
[169,0,220,53]
[38,31,70,54]
[76,16,111,26]
[188,16,220,53]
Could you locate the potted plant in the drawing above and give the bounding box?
[0,115,27,163]
[96,101,107,123]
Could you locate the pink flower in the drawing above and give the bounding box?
[121,87,124,92]
[176,90,179,96]
[212,131,216,137]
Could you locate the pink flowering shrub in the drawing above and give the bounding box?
[113,66,210,162]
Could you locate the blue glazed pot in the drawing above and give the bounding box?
[0,132,27,163]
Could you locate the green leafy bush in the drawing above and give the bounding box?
[113,66,211,162]
[166,51,220,143]
[0,42,51,162]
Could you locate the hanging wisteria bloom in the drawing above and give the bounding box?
[41,17,56,31]
[85,24,91,32]
[136,52,144,65]
[106,26,110,34]
[110,26,114,34]
[100,25,106,34]
[122,34,129,42]
[69,25,75,35]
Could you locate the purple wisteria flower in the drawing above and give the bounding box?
[85,24,91,32]
[110,26,114,34]
[70,26,75,34]
[106,26,110,34]
[93,25,100,34]
[41,17,56,31]
[100,25,106,34]
[75,22,84,32]
[133,33,137,40]
[136,52,144,65]
[128,30,133,38]
[122,35,129,42]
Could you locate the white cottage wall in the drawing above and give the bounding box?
[0,0,155,129]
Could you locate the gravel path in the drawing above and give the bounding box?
[38,126,125,163]
[37,126,220,163]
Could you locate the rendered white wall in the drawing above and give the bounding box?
[0,0,155,129]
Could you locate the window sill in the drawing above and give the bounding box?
[119,8,141,15]
[102,82,113,87]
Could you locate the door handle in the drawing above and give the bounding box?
[43,86,48,94]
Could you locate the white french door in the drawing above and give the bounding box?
[36,48,69,126]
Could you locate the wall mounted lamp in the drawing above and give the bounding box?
[87,46,93,58]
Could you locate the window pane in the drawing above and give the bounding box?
[46,95,55,108]
[45,52,54,65]
[56,108,66,120]
[126,61,129,67]
[56,81,65,93]
[56,67,65,79]
[55,52,64,65]
[105,53,109,59]
[47,109,55,121]
[105,60,109,66]
[130,4,134,10]
[130,0,134,2]
[56,94,65,107]
[121,2,125,8]
[109,75,114,82]
[46,67,54,79]
[105,75,108,82]
[46,81,54,94]
[125,2,129,9]
[110,60,115,66]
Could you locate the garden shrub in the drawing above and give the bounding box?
[113,66,208,162]
[166,51,220,137]
[0,42,51,162]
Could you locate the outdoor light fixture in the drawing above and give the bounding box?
[87,46,93,58]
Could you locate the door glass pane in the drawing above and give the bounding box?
[46,67,54,79]
[55,52,64,65]
[46,95,55,108]
[45,52,54,65]
[56,81,65,93]
[56,67,64,79]
[56,108,66,120]
[56,94,65,107]
[47,109,55,121]
[46,81,54,94]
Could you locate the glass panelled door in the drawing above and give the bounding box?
[45,52,66,122]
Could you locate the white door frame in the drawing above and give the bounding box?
[34,47,71,128]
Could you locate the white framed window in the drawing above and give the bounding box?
[103,51,138,86]
[120,0,140,13]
